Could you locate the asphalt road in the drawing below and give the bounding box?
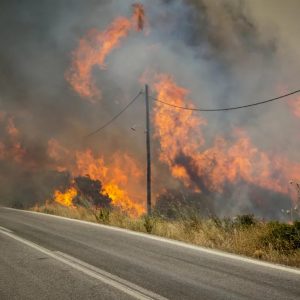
[0,207,299,300]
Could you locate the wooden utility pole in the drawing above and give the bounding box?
[145,84,152,215]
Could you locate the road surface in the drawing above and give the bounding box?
[0,207,299,299]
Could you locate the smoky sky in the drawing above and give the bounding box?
[0,0,299,217]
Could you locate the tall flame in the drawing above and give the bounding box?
[66,3,146,101]
[54,2,300,215]
[153,74,206,188]
[153,74,300,203]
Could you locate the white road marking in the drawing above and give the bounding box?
[0,226,167,300]
[0,225,13,233]
[2,207,300,275]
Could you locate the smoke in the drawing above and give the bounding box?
[0,0,299,218]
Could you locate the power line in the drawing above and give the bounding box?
[149,89,300,112]
[85,91,143,138]
[84,87,300,137]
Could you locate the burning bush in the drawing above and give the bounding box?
[73,175,112,209]
[53,175,112,209]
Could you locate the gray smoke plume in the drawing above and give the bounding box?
[0,0,299,219]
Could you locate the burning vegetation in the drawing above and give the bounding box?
[152,75,300,209]
[48,144,145,216]
[54,176,112,209]
[1,1,300,222]
[54,187,77,207]
[65,3,147,101]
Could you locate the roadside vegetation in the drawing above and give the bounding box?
[31,202,300,268]
[29,175,300,268]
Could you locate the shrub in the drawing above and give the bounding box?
[144,216,155,233]
[222,218,235,231]
[234,214,256,228]
[187,214,202,231]
[182,214,202,236]
[94,208,110,224]
[211,215,222,228]
[261,221,300,251]
[11,200,24,209]
[294,221,300,231]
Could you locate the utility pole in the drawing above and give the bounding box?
[145,84,152,215]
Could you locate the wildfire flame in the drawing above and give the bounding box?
[49,142,145,216]
[54,187,77,207]
[153,74,207,188]
[288,96,300,118]
[66,3,146,101]
[6,116,19,139]
[2,2,299,220]
[37,3,300,215]
[60,4,147,216]
[74,150,145,216]
[278,86,300,118]
[153,74,300,203]
[0,114,26,163]
[48,138,70,172]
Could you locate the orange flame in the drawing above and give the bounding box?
[74,149,145,216]
[278,85,300,118]
[153,74,300,203]
[104,183,144,216]
[47,138,70,172]
[6,116,19,139]
[288,95,300,118]
[66,3,146,101]
[153,74,207,188]
[48,139,145,216]
[54,187,77,207]
[0,114,26,163]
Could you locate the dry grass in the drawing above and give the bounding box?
[31,203,300,268]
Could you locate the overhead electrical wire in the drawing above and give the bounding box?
[148,89,300,112]
[84,87,300,138]
[85,90,143,138]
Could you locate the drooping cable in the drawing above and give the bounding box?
[149,89,300,112]
[85,91,143,138]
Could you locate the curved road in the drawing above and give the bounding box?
[0,207,299,299]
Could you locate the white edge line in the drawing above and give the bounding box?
[2,207,300,275]
[0,225,13,233]
[0,227,166,300]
